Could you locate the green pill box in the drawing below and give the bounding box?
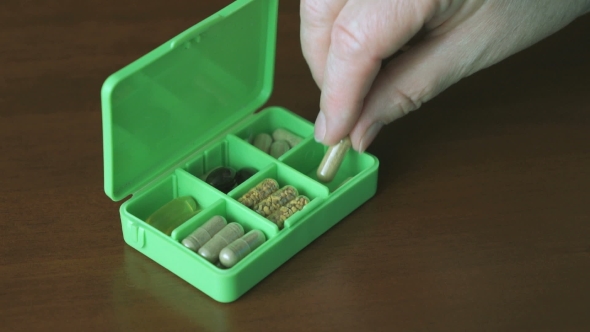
[101,0,379,303]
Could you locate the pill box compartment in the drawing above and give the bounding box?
[232,105,314,160]
[183,135,274,189]
[102,0,379,303]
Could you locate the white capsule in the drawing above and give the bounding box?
[198,222,244,263]
[181,215,227,252]
[270,140,290,158]
[272,128,303,148]
[219,230,266,268]
[253,133,273,154]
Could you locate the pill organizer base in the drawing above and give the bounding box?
[101,0,379,303]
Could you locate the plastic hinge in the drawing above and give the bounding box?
[126,221,146,249]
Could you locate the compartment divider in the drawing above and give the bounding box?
[170,199,226,241]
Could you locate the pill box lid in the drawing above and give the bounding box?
[100,0,278,201]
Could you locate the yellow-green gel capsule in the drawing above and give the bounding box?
[146,196,201,235]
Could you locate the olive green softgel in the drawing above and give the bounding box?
[146,196,201,235]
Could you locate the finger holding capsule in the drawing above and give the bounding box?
[317,136,352,183]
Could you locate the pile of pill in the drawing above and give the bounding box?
[238,178,309,229]
[201,166,257,194]
[181,215,266,268]
[249,128,303,159]
[146,196,202,235]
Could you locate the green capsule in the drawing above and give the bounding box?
[146,196,201,235]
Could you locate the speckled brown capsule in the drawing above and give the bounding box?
[253,185,298,217]
[267,195,310,229]
[237,178,279,208]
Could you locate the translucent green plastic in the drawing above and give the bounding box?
[101,0,379,303]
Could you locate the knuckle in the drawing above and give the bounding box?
[382,87,425,123]
[300,0,327,22]
[330,21,368,57]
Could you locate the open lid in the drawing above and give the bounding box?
[101,0,278,201]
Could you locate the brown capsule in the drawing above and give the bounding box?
[253,185,298,217]
[316,137,352,183]
[237,178,279,208]
[267,195,310,229]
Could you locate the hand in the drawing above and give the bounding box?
[301,0,590,152]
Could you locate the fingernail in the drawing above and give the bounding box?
[359,122,383,153]
[314,111,326,143]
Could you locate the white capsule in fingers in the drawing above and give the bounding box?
[316,136,351,183]
[181,215,227,252]
[219,230,266,268]
[198,222,244,263]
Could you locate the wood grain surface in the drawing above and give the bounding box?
[1,1,590,331]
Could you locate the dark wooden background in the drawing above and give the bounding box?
[2,1,590,330]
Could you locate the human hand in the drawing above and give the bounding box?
[301,0,590,152]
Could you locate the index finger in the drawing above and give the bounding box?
[300,0,348,87]
[316,0,426,145]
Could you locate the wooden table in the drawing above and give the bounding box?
[2,1,590,330]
